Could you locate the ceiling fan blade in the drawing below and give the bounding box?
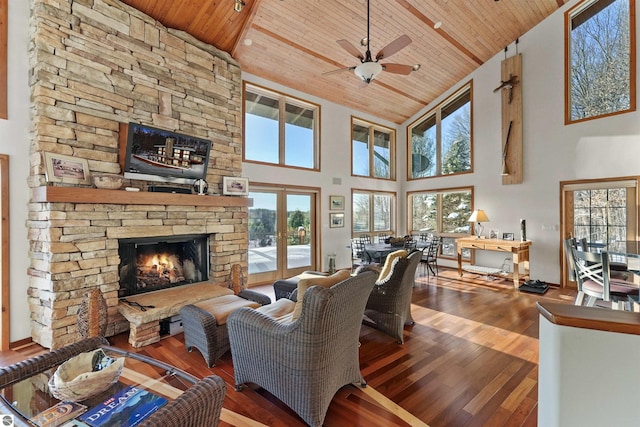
[323,66,356,76]
[375,34,412,61]
[382,63,414,75]
[337,39,364,60]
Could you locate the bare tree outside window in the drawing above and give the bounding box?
[567,0,635,123]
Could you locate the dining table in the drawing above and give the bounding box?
[364,241,428,264]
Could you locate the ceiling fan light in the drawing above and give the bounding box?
[354,61,383,83]
[412,64,421,71]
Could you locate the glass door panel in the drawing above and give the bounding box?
[248,187,317,285]
[286,194,313,273]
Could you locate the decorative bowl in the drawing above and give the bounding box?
[92,173,124,190]
[48,349,124,402]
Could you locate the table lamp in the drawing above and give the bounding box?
[468,209,489,238]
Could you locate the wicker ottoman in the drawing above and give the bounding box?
[273,271,329,300]
[180,290,270,367]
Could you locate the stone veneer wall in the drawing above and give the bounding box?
[27,0,246,348]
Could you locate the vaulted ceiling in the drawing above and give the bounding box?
[121,0,566,124]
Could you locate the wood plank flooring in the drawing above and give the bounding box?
[0,267,575,426]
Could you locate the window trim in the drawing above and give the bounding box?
[350,116,396,181]
[242,81,321,171]
[351,188,396,237]
[406,81,473,181]
[0,0,7,119]
[0,154,9,350]
[564,0,636,125]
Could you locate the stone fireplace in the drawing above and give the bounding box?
[27,0,248,348]
[118,234,210,298]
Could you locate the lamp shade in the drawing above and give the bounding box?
[354,61,383,83]
[468,209,489,223]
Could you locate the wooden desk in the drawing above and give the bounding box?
[456,237,532,288]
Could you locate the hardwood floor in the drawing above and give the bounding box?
[0,267,575,426]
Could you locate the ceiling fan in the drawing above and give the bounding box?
[324,0,420,84]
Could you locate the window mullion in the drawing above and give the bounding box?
[278,99,286,165]
[369,126,375,178]
[435,110,442,176]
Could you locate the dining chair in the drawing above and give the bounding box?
[359,234,372,244]
[578,237,630,279]
[351,238,369,270]
[571,247,638,307]
[421,236,441,276]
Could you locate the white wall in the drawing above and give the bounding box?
[247,0,640,282]
[1,0,32,342]
[538,315,640,426]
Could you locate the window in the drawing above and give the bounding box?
[352,190,395,236]
[408,83,472,179]
[352,117,395,179]
[565,0,635,123]
[408,187,472,258]
[243,82,320,169]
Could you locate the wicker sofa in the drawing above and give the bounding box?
[0,337,226,427]
[227,271,377,427]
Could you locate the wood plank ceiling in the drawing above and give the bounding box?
[121,0,566,124]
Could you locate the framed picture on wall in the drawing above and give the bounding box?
[222,177,249,196]
[329,195,344,210]
[329,212,344,228]
[44,152,91,185]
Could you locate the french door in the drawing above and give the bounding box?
[561,178,638,288]
[247,185,318,285]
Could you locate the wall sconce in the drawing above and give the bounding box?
[468,209,490,238]
[234,0,246,13]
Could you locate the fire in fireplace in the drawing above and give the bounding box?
[118,234,209,297]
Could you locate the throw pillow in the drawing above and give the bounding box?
[291,270,350,321]
[378,249,408,282]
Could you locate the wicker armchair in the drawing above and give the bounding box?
[227,271,378,427]
[360,250,422,344]
[0,337,226,427]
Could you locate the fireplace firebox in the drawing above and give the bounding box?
[118,234,209,298]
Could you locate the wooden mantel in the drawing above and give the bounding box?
[31,186,253,207]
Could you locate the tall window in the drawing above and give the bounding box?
[243,82,320,169]
[352,117,395,180]
[408,83,472,179]
[408,187,472,258]
[565,0,635,123]
[352,190,395,236]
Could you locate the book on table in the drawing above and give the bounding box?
[29,401,87,427]
[60,421,91,427]
[79,385,168,427]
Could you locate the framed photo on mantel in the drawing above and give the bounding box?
[222,177,249,196]
[44,152,91,185]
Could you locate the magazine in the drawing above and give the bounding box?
[30,401,87,427]
[79,385,168,427]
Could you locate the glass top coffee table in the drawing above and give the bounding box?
[0,337,225,427]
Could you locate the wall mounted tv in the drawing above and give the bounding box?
[123,122,211,185]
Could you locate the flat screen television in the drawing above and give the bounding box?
[123,122,211,185]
